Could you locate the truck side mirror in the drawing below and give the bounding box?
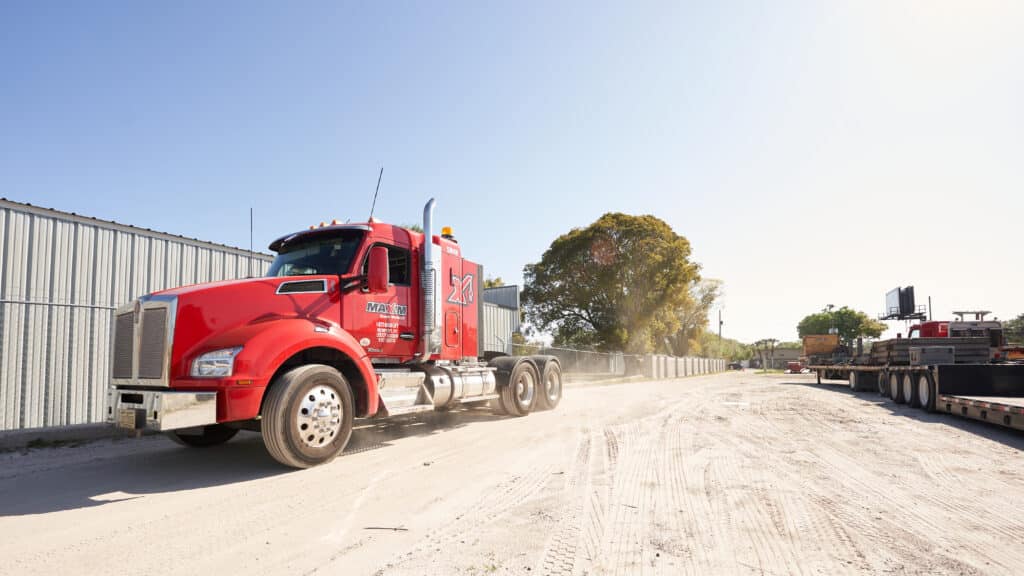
[367,246,389,294]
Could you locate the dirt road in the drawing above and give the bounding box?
[2,371,1023,575]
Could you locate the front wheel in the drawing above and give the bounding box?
[167,424,238,447]
[261,364,354,469]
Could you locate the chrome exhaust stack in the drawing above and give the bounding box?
[420,198,442,361]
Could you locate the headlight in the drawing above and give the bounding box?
[190,347,243,378]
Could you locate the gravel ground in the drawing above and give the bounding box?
[1,371,1023,575]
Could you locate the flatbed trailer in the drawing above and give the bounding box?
[807,362,1024,432]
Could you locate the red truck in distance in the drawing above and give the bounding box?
[107,199,562,468]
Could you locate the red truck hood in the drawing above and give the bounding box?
[155,276,343,380]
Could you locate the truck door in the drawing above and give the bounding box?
[444,258,463,354]
[344,243,417,360]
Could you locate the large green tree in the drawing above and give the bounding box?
[797,306,886,345]
[522,213,700,353]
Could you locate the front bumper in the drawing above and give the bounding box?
[106,388,218,431]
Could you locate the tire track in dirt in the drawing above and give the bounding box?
[729,383,1013,574]
[537,431,592,575]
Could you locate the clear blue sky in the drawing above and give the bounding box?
[2,2,1022,343]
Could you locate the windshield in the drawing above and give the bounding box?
[267,233,363,277]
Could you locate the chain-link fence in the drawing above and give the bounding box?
[511,344,726,379]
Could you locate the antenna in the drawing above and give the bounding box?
[368,166,384,221]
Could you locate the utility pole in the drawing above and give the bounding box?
[718,309,723,343]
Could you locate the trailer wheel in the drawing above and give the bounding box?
[917,373,935,412]
[167,424,239,447]
[261,364,354,469]
[889,373,903,403]
[499,361,538,416]
[535,361,563,411]
[877,372,888,396]
[817,370,823,384]
[902,373,918,407]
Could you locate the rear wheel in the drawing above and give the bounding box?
[877,372,888,395]
[499,362,538,416]
[535,361,563,411]
[889,373,904,403]
[918,372,935,412]
[167,424,238,447]
[848,372,859,391]
[903,373,918,407]
[261,364,354,469]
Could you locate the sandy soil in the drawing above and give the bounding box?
[2,371,1023,575]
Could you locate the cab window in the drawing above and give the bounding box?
[362,245,411,286]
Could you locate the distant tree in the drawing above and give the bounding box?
[1004,313,1024,344]
[797,306,886,346]
[667,279,722,356]
[522,212,700,353]
[484,276,505,289]
[401,223,424,233]
[775,341,803,350]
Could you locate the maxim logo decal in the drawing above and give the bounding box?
[447,274,475,306]
[366,302,408,316]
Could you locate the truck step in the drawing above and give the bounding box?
[457,394,499,404]
[383,404,436,417]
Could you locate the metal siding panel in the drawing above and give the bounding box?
[149,238,165,292]
[210,251,224,281]
[196,248,210,284]
[133,235,149,297]
[2,303,25,429]
[0,201,275,430]
[181,244,196,286]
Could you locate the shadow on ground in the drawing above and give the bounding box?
[0,407,508,517]
[783,379,1024,451]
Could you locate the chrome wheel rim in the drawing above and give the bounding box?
[296,384,342,448]
[545,371,561,403]
[890,374,900,400]
[918,375,930,407]
[903,375,913,404]
[849,372,857,390]
[516,370,536,407]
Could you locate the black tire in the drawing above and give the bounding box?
[877,372,888,396]
[889,372,904,403]
[848,372,859,392]
[261,364,354,469]
[535,361,563,411]
[499,361,538,416]
[167,424,239,447]
[902,373,918,407]
[917,372,936,413]
[817,370,823,384]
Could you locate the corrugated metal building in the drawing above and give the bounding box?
[0,199,272,431]
[481,285,521,355]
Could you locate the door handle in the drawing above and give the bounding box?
[399,332,415,341]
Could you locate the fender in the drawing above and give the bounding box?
[181,318,379,418]
[487,355,540,387]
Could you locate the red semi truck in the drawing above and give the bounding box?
[106,199,562,468]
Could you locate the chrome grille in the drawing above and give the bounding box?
[112,313,135,379]
[111,296,175,386]
[138,308,168,379]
